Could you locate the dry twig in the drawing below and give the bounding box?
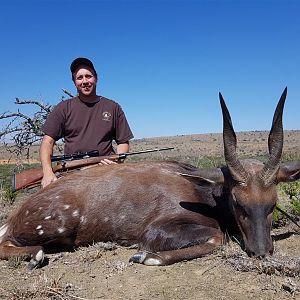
[0,89,73,162]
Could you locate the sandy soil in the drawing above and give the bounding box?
[0,223,299,300]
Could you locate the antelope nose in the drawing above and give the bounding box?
[247,249,266,258]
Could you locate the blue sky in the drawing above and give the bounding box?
[0,0,299,139]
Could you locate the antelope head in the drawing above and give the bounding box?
[220,88,287,257]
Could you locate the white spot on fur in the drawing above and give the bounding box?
[80,216,87,224]
[57,227,65,233]
[63,205,70,210]
[25,210,29,216]
[72,210,80,217]
[104,217,109,222]
[36,225,42,230]
[25,222,29,225]
[120,215,126,219]
[39,207,43,210]
[44,216,51,220]
[38,230,44,235]
[0,224,8,243]
[55,195,60,199]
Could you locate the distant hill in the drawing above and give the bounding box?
[1,130,299,165]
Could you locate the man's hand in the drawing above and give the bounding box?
[98,158,118,165]
[41,172,58,188]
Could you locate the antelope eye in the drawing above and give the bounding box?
[235,200,249,218]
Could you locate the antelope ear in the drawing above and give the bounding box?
[179,168,225,186]
[277,161,300,182]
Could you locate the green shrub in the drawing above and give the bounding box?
[1,186,17,204]
[195,155,225,169]
[272,207,287,227]
[280,181,300,200]
[290,198,300,216]
[275,181,300,226]
[0,163,39,204]
[281,152,300,162]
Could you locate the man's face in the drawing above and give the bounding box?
[73,66,97,97]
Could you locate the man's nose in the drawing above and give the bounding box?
[82,77,89,84]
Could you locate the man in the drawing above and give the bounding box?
[40,57,134,188]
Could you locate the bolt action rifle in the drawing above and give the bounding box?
[11,147,174,192]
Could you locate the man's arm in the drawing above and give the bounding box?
[116,142,130,154]
[100,142,130,165]
[39,135,58,188]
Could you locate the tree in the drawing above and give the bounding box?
[0,89,73,162]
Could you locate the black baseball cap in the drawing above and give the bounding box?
[70,57,97,78]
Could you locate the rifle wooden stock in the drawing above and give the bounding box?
[12,154,120,192]
[12,147,174,192]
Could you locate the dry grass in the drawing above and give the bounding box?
[0,273,82,300]
[222,241,300,278]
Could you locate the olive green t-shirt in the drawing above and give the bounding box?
[42,96,134,155]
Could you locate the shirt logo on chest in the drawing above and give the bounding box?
[102,112,112,121]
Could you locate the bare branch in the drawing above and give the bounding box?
[62,88,75,98]
[0,94,63,163]
[0,112,33,123]
[15,98,52,113]
[0,128,23,138]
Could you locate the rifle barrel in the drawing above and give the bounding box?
[124,147,174,156]
[51,148,173,163]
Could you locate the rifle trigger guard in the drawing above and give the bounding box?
[61,160,67,170]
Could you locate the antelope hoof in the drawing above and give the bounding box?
[129,251,163,266]
[27,250,45,271]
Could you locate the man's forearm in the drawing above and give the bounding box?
[40,136,55,175]
[39,135,58,187]
[117,142,130,154]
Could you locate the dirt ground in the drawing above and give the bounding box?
[0,131,299,300]
[0,222,299,300]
